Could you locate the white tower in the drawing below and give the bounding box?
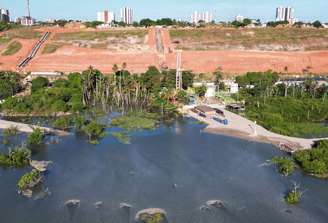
[176,50,182,90]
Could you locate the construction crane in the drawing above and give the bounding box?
[176,50,182,90]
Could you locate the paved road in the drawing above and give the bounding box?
[184,105,328,150]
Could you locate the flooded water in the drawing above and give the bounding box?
[0,118,327,223]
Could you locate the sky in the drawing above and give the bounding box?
[1,0,328,22]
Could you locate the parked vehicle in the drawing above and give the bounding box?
[213,117,229,125]
[214,108,225,117]
[199,113,206,118]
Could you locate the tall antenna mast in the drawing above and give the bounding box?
[27,0,31,18]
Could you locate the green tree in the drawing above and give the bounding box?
[312,20,323,28]
[0,71,22,99]
[31,77,49,92]
[195,85,207,97]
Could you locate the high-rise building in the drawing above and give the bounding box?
[97,10,115,24]
[191,11,213,24]
[120,7,133,25]
[0,8,10,23]
[276,7,295,23]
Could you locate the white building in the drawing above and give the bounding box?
[223,80,239,94]
[97,10,115,24]
[276,7,296,24]
[120,7,133,25]
[191,11,213,24]
[0,8,10,22]
[17,16,35,26]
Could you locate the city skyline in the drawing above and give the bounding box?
[0,0,328,22]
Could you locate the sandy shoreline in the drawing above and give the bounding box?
[184,105,328,152]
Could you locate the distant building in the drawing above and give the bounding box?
[191,11,213,24]
[276,7,296,24]
[17,16,35,26]
[0,8,10,22]
[223,80,239,94]
[235,15,244,22]
[97,10,115,24]
[120,7,133,24]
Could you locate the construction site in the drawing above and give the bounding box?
[1,24,328,75]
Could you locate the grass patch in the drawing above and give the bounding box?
[5,27,41,39]
[1,41,22,56]
[245,97,328,138]
[54,30,147,41]
[42,43,62,54]
[111,112,158,132]
[111,132,131,144]
[170,27,328,51]
[0,36,11,45]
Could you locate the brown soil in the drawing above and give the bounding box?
[165,50,328,74]
[1,26,328,75]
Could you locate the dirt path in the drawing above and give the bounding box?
[184,105,328,151]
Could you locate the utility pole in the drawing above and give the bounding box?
[176,50,182,90]
[27,0,31,18]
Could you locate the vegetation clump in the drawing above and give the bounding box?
[27,128,45,146]
[0,71,22,100]
[31,77,49,92]
[2,126,19,145]
[235,71,328,138]
[111,112,158,132]
[139,213,164,223]
[1,41,22,56]
[0,147,31,168]
[52,116,72,130]
[285,183,303,205]
[83,120,105,144]
[1,73,83,115]
[111,132,131,144]
[293,140,328,178]
[271,157,295,176]
[17,169,41,191]
[42,43,62,54]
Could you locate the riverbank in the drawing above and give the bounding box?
[183,105,328,152]
[0,119,69,136]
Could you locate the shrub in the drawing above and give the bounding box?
[53,116,71,130]
[83,120,105,144]
[271,157,295,176]
[27,128,45,146]
[0,147,31,168]
[17,169,41,190]
[285,183,302,205]
[293,140,328,177]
